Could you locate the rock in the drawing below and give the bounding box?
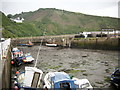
[82,54,88,57]
[105,61,109,66]
[105,69,110,73]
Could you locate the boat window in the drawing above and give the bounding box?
[80,83,89,88]
[31,72,41,88]
[60,82,71,90]
[17,54,19,57]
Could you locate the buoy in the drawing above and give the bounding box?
[11,61,14,64]
[16,71,20,74]
[14,86,19,90]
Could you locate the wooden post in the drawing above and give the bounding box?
[101,29,102,37]
[107,29,109,38]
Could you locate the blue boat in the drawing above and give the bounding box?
[44,72,93,90]
[44,72,75,90]
[110,68,120,87]
[19,41,33,47]
[11,47,23,59]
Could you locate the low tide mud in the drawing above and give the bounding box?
[13,46,119,88]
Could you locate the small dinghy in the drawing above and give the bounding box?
[19,40,33,47]
[46,43,57,47]
[23,53,35,63]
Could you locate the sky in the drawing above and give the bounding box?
[0,0,119,18]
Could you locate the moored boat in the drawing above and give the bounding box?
[44,72,76,90]
[72,77,93,90]
[22,53,35,63]
[19,40,33,47]
[44,72,93,90]
[110,68,120,87]
[13,67,43,89]
[11,47,23,59]
[46,43,57,47]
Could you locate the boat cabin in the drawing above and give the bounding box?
[14,67,43,89]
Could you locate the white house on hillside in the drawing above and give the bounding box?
[10,17,24,23]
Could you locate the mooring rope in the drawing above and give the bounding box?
[34,31,45,67]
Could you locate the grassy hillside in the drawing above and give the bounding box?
[1,12,41,38]
[2,8,119,38]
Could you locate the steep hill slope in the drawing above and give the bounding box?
[1,12,41,38]
[2,8,119,38]
[13,8,119,35]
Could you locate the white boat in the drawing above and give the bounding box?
[46,43,57,47]
[13,31,44,89]
[72,77,93,90]
[11,47,23,59]
[14,67,43,89]
[44,72,93,90]
[44,72,76,89]
[23,53,35,63]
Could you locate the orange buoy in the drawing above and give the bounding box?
[16,71,20,74]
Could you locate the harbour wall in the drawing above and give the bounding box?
[11,35,120,51]
[0,38,11,89]
[71,37,120,50]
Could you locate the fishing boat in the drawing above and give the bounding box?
[13,67,43,89]
[44,72,93,90]
[44,72,76,89]
[13,32,45,89]
[11,47,23,59]
[11,47,24,66]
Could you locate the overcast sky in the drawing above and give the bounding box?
[0,0,119,18]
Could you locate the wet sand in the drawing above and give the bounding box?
[16,46,118,88]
